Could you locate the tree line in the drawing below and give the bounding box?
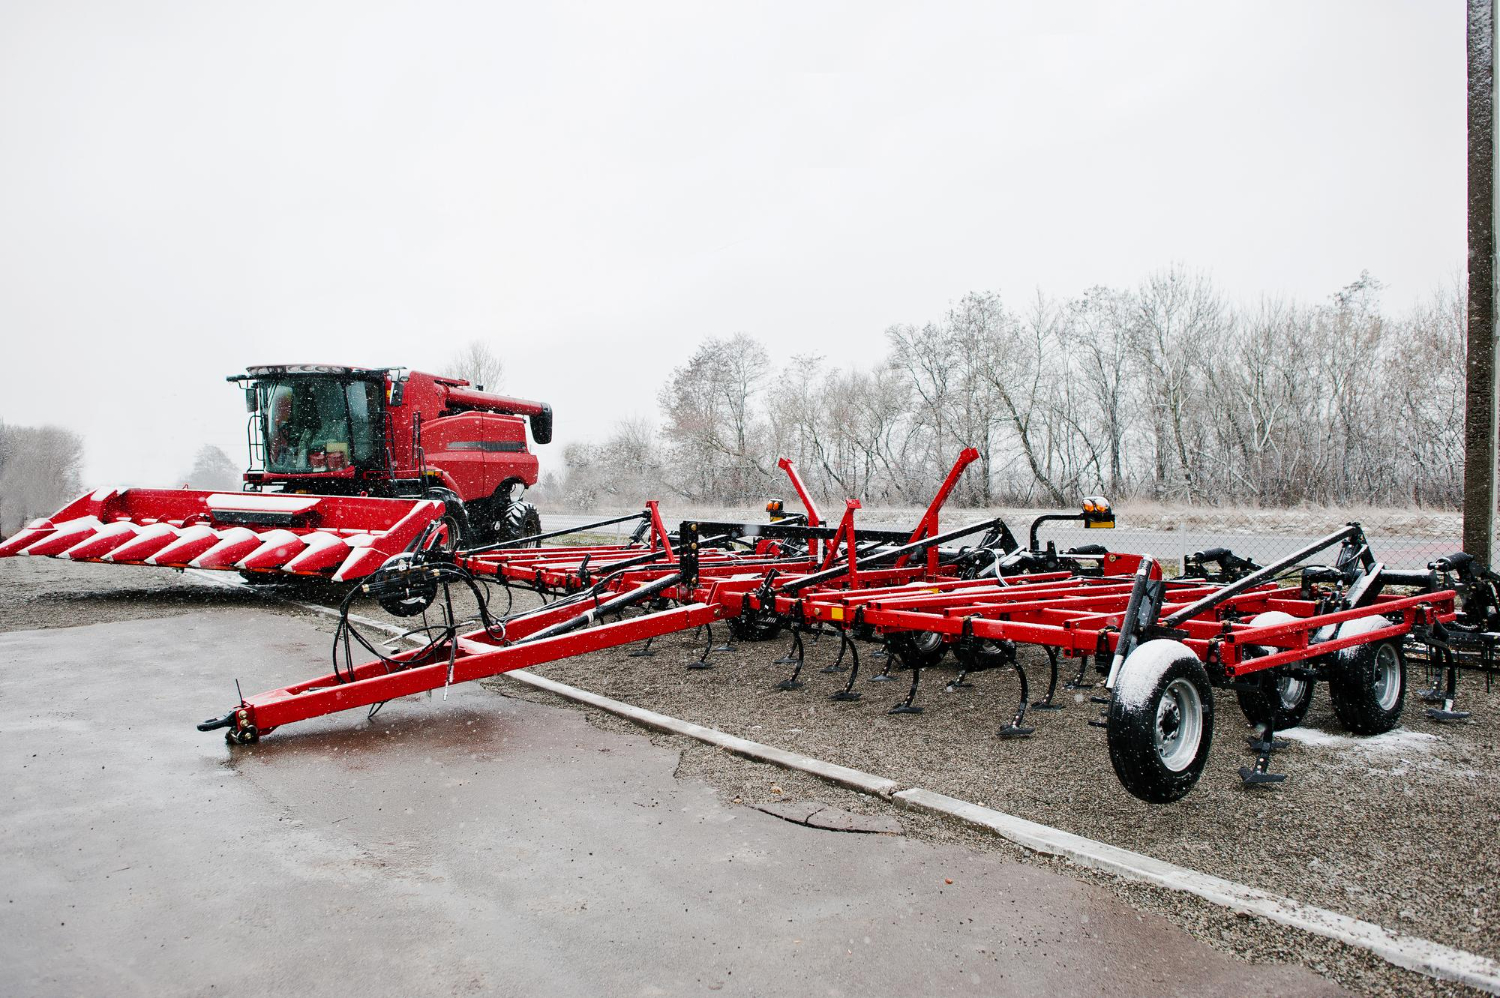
[0,424,85,536]
[554,267,1466,510]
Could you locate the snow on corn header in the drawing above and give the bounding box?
[0,487,445,581]
[157,447,1500,804]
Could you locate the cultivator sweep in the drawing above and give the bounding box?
[0,487,444,581]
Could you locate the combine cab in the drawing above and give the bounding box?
[1,363,553,582]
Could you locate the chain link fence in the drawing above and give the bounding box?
[1019,505,1459,577]
[550,502,1462,576]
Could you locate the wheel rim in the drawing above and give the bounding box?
[914,632,942,655]
[1372,644,1401,711]
[1277,674,1307,711]
[1155,678,1204,772]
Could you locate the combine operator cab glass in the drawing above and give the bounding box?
[261,378,383,474]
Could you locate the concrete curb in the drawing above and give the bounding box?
[503,670,900,798]
[893,788,1500,994]
[184,572,1500,994]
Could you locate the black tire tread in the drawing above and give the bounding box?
[1107,642,1215,803]
[1328,638,1405,736]
[500,500,543,547]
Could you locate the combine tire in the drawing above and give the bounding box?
[1328,616,1405,735]
[239,571,281,588]
[500,500,542,547]
[1107,640,1214,803]
[426,488,469,552]
[1235,611,1315,729]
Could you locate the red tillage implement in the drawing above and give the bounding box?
[198,448,1464,802]
[0,487,443,581]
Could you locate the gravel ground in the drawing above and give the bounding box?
[4,555,1497,997]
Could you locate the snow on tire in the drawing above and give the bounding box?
[1108,639,1215,803]
[1235,610,1315,729]
[1327,615,1405,736]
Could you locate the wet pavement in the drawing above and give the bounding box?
[0,610,1350,997]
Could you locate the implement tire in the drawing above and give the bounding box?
[727,613,784,642]
[1107,640,1215,803]
[378,576,438,618]
[889,630,947,669]
[1235,611,1315,729]
[1328,616,1405,736]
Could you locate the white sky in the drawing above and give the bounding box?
[0,1,1466,487]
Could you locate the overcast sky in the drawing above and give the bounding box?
[0,1,1466,487]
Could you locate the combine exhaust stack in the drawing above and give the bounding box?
[0,487,443,581]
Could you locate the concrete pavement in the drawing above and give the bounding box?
[0,611,1348,997]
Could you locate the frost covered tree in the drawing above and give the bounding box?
[183,444,241,490]
[554,269,1467,510]
[657,334,771,501]
[446,340,505,392]
[0,423,85,535]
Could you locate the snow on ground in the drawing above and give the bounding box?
[1279,726,1440,756]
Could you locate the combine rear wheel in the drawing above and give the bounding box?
[500,500,542,547]
[1107,640,1215,803]
[428,488,469,552]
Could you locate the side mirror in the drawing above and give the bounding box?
[244,387,258,413]
[1082,496,1115,529]
[387,380,405,407]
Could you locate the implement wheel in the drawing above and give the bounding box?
[1107,640,1215,803]
[1235,611,1314,729]
[727,613,783,641]
[889,630,947,668]
[1328,616,1405,735]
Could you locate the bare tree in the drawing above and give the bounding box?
[551,269,1464,512]
[965,291,1066,505]
[446,340,505,392]
[657,334,772,501]
[1067,286,1134,494]
[558,418,664,509]
[1129,267,1227,503]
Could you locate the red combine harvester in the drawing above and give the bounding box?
[230,364,551,547]
[0,364,552,599]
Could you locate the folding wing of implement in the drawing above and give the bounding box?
[0,487,443,582]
